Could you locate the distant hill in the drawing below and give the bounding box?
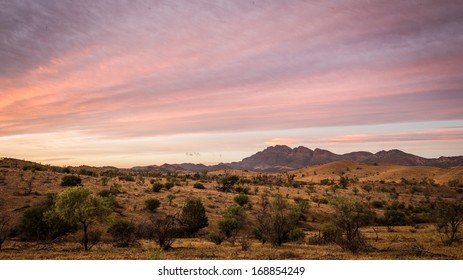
[130,145,463,172]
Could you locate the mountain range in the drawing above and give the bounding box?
[131,145,463,172]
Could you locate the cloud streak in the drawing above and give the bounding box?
[1,0,462,165]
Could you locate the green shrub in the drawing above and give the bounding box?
[193,183,206,189]
[108,220,135,247]
[180,199,208,236]
[16,194,76,241]
[372,200,384,209]
[152,183,163,192]
[164,182,174,190]
[145,198,160,212]
[207,231,225,245]
[233,194,249,206]
[60,175,82,187]
[288,228,305,242]
[321,223,338,243]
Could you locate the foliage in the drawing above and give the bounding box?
[433,200,463,246]
[53,187,113,250]
[217,175,240,192]
[233,194,249,206]
[207,231,225,245]
[152,183,163,192]
[60,175,82,187]
[145,198,161,213]
[339,176,349,189]
[288,228,305,242]
[320,178,334,185]
[321,223,338,243]
[164,182,174,190]
[330,196,376,253]
[218,204,246,244]
[193,183,206,189]
[180,199,208,236]
[108,220,136,247]
[16,194,76,242]
[254,194,301,246]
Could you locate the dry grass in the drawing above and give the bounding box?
[1,158,462,259]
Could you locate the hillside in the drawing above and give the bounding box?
[131,145,463,173]
[1,157,463,260]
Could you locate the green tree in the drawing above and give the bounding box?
[16,194,76,242]
[218,204,245,244]
[330,196,376,253]
[268,194,301,246]
[180,199,208,236]
[52,187,112,251]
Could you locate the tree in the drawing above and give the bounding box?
[145,198,161,212]
[434,200,463,246]
[0,214,11,250]
[330,196,376,253]
[151,214,181,250]
[108,220,135,247]
[218,204,246,244]
[60,175,82,187]
[17,194,76,242]
[53,187,112,251]
[267,194,301,246]
[180,199,208,236]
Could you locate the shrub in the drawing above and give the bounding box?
[145,199,160,212]
[60,175,82,187]
[164,182,174,190]
[372,200,384,209]
[288,228,305,242]
[98,189,118,198]
[180,199,208,236]
[207,231,225,245]
[193,183,206,189]
[79,169,97,177]
[152,183,163,192]
[321,223,338,243]
[233,194,249,206]
[383,209,408,226]
[234,186,251,194]
[108,220,135,247]
[118,174,135,182]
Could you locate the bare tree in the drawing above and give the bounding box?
[151,214,182,250]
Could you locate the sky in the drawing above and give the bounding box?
[1,0,463,167]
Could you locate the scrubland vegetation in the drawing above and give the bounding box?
[0,158,462,259]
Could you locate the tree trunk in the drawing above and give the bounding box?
[82,222,89,251]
